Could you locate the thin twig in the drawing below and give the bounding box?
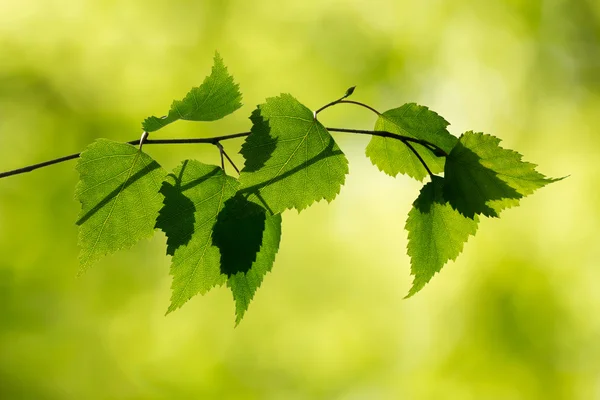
[138,131,149,150]
[0,152,82,179]
[221,148,240,174]
[317,100,381,116]
[215,142,226,171]
[326,127,448,157]
[314,87,378,117]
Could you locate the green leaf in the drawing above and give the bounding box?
[366,103,457,181]
[156,160,238,313]
[155,161,221,256]
[228,213,281,324]
[142,52,242,132]
[444,132,560,217]
[405,176,478,297]
[75,139,166,271]
[215,201,282,324]
[238,94,349,214]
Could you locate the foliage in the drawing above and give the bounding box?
[238,94,349,214]
[142,52,242,132]
[75,139,167,271]
[366,104,455,180]
[66,53,561,323]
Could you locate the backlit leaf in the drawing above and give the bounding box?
[366,104,457,181]
[444,132,560,217]
[405,176,478,297]
[75,139,166,271]
[142,52,242,132]
[238,94,349,214]
[156,160,238,313]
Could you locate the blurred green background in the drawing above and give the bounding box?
[0,0,598,398]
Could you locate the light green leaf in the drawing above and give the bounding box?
[142,52,242,132]
[156,160,238,313]
[366,103,457,181]
[75,139,166,271]
[405,176,478,297]
[238,94,349,214]
[444,131,560,217]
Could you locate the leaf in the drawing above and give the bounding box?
[405,176,478,297]
[156,160,238,313]
[238,94,349,214]
[211,197,282,324]
[142,52,242,132]
[155,161,221,256]
[75,139,166,271]
[366,103,457,181]
[444,132,560,217]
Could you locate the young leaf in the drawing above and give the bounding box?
[142,52,242,132]
[405,176,478,297]
[156,160,238,313]
[366,103,457,181]
[75,139,166,271]
[238,94,349,214]
[444,131,559,217]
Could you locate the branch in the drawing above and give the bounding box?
[316,100,381,117]
[215,142,226,171]
[314,86,380,117]
[325,127,449,157]
[0,128,448,180]
[0,132,251,179]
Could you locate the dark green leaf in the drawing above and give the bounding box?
[142,52,242,132]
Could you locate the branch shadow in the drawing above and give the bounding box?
[76,160,162,226]
[238,136,343,206]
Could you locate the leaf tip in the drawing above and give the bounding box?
[165,301,180,316]
[213,50,224,65]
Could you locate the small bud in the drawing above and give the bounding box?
[344,86,356,98]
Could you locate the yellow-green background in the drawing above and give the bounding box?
[0,0,598,398]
